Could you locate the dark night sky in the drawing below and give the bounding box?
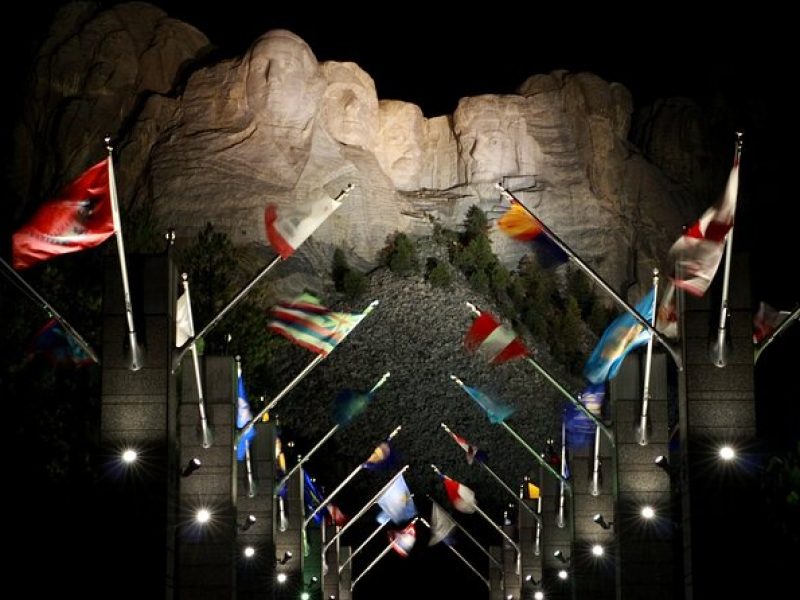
[3,2,798,598]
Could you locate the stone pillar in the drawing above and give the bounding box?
[517,501,542,586]
[613,353,673,599]
[338,546,352,600]
[236,421,276,599]
[274,468,304,597]
[322,522,341,599]
[540,464,570,600]
[678,255,757,598]
[176,356,236,599]
[502,521,520,598]
[100,253,176,597]
[489,545,504,600]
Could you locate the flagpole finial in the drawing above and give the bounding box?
[181,272,188,282]
[465,301,481,317]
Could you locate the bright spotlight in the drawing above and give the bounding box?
[534,592,544,600]
[121,449,138,464]
[243,546,255,558]
[641,505,656,519]
[719,445,736,461]
[196,508,211,524]
[301,594,310,600]
[591,544,604,557]
[276,573,288,584]
[558,569,568,580]
[181,457,202,477]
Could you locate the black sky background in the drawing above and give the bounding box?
[3,2,798,598]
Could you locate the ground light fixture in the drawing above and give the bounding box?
[593,513,612,529]
[243,546,255,558]
[591,544,604,557]
[121,448,138,464]
[181,457,202,477]
[654,455,671,473]
[641,505,656,519]
[195,508,211,524]
[719,445,736,461]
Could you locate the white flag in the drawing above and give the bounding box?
[265,194,342,259]
[175,290,194,347]
[428,501,457,546]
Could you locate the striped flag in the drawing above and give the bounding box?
[265,194,342,259]
[388,521,417,557]
[446,428,488,465]
[464,312,527,364]
[442,475,477,513]
[268,294,365,356]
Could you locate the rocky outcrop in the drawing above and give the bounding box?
[9,1,700,299]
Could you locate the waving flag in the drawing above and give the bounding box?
[428,501,457,546]
[268,294,365,356]
[12,159,115,269]
[236,370,256,461]
[442,475,477,514]
[175,289,194,347]
[656,281,679,339]
[667,158,739,296]
[303,471,325,524]
[463,385,515,424]
[447,429,488,465]
[584,287,655,384]
[388,521,417,557]
[376,474,417,524]
[496,199,568,266]
[26,318,92,368]
[464,312,528,364]
[265,193,342,259]
[525,481,541,500]
[332,388,375,426]
[753,302,792,344]
[565,384,605,448]
[326,503,349,527]
[362,441,395,470]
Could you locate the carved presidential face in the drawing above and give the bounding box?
[376,101,425,190]
[245,29,322,129]
[320,62,379,149]
[454,97,534,184]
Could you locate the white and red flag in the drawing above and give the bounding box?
[265,193,342,259]
[442,475,477,514]
[464,312,528,363]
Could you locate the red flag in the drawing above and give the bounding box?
[667,159,739,296]
[12,159,114,269]
[464,312,528,363]
[753,301,791,344]
[442,475,477,513]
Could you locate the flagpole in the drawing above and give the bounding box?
[430,464,519,553]
[181,273,212,448]
[276,374,391,494]
[244,446,255,497]
[440,422,541,524]
[302,426,401,524]
[523,476,543,556]
[754,305,800,364]
[106,138,142,371]
[323,465,410,554]
[351,517,419,591]
[338,521,388,573]
[427,496,504,570]
[558,418,567,527]
[638,269,660,446]
[172,184,356,372]
[710,134,744,368]
[241,299,380,438]
[495,183,682,371]
[465,302,615,447]
[0,258,100,364]
[419,517,490,588]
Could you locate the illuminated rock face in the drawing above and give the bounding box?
[13,2,695,292]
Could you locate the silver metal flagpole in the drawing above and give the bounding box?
[558,418,567,528]
[590,424,602,497]
[523,477,543,556]
[430,464,519,553]
[754,305,800,364]
[637,269,660,446]
[241,299,380,437]
[440,422,541,524]
[322,465,410,555]
[338,521,388,573]
[710,134,744,368]
[172,184,356,371]
[181,273,211,448]
[495,182,682,371]
[106,138,142,371]
[0,258,100,364]
[276,373,391,493]
[427,496,503,570]
[303,424,402,525]
[351,517,419,591]
[419,517,490,588]
[465,302,615,448]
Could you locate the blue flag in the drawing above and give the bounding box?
[583,287,655,384]
[304,471,325,524]
[362,441,395,470]
[463,385,515,424]
[27,318,92,368]
[565,384,605,448]
[376,473,417,524]
[236,370,256,461]
[332,389,375,427]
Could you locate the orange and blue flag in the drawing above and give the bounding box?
[583,288,655,384]
[497,199,568,267]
